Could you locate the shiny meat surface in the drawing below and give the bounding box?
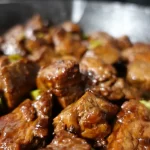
[25,15,44,40]
[116,35,132,50]
[107,100,150,150]
[61,21,81,33]
[52,28,86,60]
[121,43,150,62]
[1,25,26,56]
[127,60,150,91]
[84,44,120,65]
[40,130,91,150]
[0,59,39,109]
[28,46,56,67]
[0,90,52,149]
[89,32,118,47]
[53,91,118,148]
[37,59,81,89]
[37,59,84,108]
[80,57,136,101]
[0,56,10,68]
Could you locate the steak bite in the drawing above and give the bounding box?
[80,57,136,101]
[121,43,150,63]
[1,25,27,56]
[53,91,118,148]
[89,32,118,48]
[84,44,120,65]
[0,90,52,149]
[0,56,10,68]
[127,60,150,91]
[37,59,84,108]
[116,35,132,50]
[25,15,44,40]
[61,21,81,33]
[52,28,86,60]
[37,59,82,89]
[28,46,57,67]
[122,43,150,96]
[40,130,91,150]
[107,100,150,150]
[0,59,39,109]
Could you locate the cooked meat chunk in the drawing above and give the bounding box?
[53,91,118,148]
[1,25,27,56]
[0,59,39,109]
[25,15,44,40]
[52,28,86,60]
[107,100,150,150]
[37,59,82,89]
[84,43,120,65]
[28,46,57,67]
[3,25,24,41]
[80,57,116,83]
[0,56,10,68]
[37,59,84,107]
[89,32,118,47]
[89,32,132,51]
[0,90,52,149]
[52,85,84,108]
[80,57,136,100]
[40,130,91,150]
[61,21,81,33]
[121,43,150,62]
[127,60,150,91]
[116,35,132,50]
[24,38,45,52]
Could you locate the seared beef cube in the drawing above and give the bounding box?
[116,35,132,50]
[53,85,84,108]
[80,57,137,101]
[28,46,57,67]
[1,39,26,56]
[0,59,39,109]
[91,78,138,101]
[61,21,81,33]
[121,43,150,63]
[84,44,120,65]
[80,57,116,83]
[127,60,150,91]
[0,90,52,149]
[37,59,84,107]
[89,32,118,48]
[89,32,132,51]
[40,130,91,150]
[52,28,86,60]
[3,25,24,41]
[107,100,150,150]
[25,15,44,40]
[1,25,27,56]
[37,59,81,89]
[53,91,118,147]
[0,56,10,68]
[24,38,45,53]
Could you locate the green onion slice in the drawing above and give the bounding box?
[30,89,41,100]
[140,100,150,110]
[89,40,101,49]
[8,54,22,62]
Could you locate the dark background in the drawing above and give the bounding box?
[88,0,150,6]
[1,0,150,6]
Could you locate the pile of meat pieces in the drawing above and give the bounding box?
[0,15,149,149]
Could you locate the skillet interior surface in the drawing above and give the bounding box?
[0,0,150,42]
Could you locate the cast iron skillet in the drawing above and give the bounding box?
[0,0,150,42]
